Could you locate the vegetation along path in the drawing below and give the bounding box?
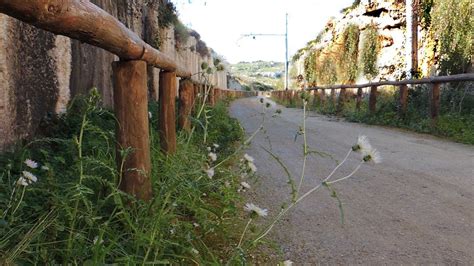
[230,96,474,264]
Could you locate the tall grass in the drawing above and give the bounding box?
[0,91,247,264]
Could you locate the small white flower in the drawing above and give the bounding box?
[41,165,49,171]
[191,248,199,254]
[17,177,29,186]
[363,148,382,164]
[244,203,268,217]
[202,193,207,197]
[172,202,178,207]
[208,152,217,162]
[193,222,200,227]
[170,228,176,234]
[353,135,372,154]
[22,171,38,183]
[24,159,38,169]
[205,168,215,178]
[207,147,212,152]
[148,111,152,119]
[243,154,254,162]
[93,236,103,245]
[283,260,293,266]
[213,143,220,148]
[248,162,257,173]
[240,181,251,189]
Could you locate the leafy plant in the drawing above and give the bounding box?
[337,24,360,83]
[431,0,473,75]
[360,23,380,80]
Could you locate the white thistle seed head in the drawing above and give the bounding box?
[283,260,293,266]
[363,148,382,164]
[244,203,268,217]
[208,152,217,162]
[243,153,254,162]
[353,135,372,154]
[24,159,38,169]
[205,168,215,178]
[248,162,257,173]
[22,171,38,183]
[240,181,251,189]
[17,177,29,186]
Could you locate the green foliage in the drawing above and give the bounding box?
[360,23,380,80]
[174,20,190,49]
[319,56,338,85]
[158,1,178,29]
[0,92,247,264]
[304,50,318,85]
[196,39,210,57]
[340,0,362,13]
[337,24,360,83]
[339,84,474,145]
[431,0,473,74]
[420,0,434,29]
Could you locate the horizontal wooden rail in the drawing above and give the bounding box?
[0,0,191,77]
[306,73,474,90]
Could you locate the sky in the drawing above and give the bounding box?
[173,0,354,64]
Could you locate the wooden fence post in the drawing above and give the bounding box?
[159,70,177,154]
[399,84,408,116]
[331,89,336,106]
[356,88,363,111]
[369,86,377,114]
[320,88,326,107]
[178,79,194,132]
[337,88,346,113]
[431,83,440,123]
[112,60,152,201]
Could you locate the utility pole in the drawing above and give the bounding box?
[406,0,419,78]
[239,13,289,90]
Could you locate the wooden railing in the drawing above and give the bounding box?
[0,0,256,201]
[272,73,474,123]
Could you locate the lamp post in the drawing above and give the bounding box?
[240,13,289,90]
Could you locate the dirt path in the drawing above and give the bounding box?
[230,96,474,264]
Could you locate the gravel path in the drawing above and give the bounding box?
[230,96,474,265]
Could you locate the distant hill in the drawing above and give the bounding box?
[229,61,285,90]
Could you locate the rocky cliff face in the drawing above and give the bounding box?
[292,0,435,85]
[0,0,226,151]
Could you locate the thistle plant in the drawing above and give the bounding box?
[228,92,383,263]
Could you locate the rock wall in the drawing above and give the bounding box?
[293,0,434,84]
[0,0,227,151]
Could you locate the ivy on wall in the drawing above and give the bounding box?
[360,23,380,80]
[302,24,364,86]
[430,0,473,75]
[337,24,360,83]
